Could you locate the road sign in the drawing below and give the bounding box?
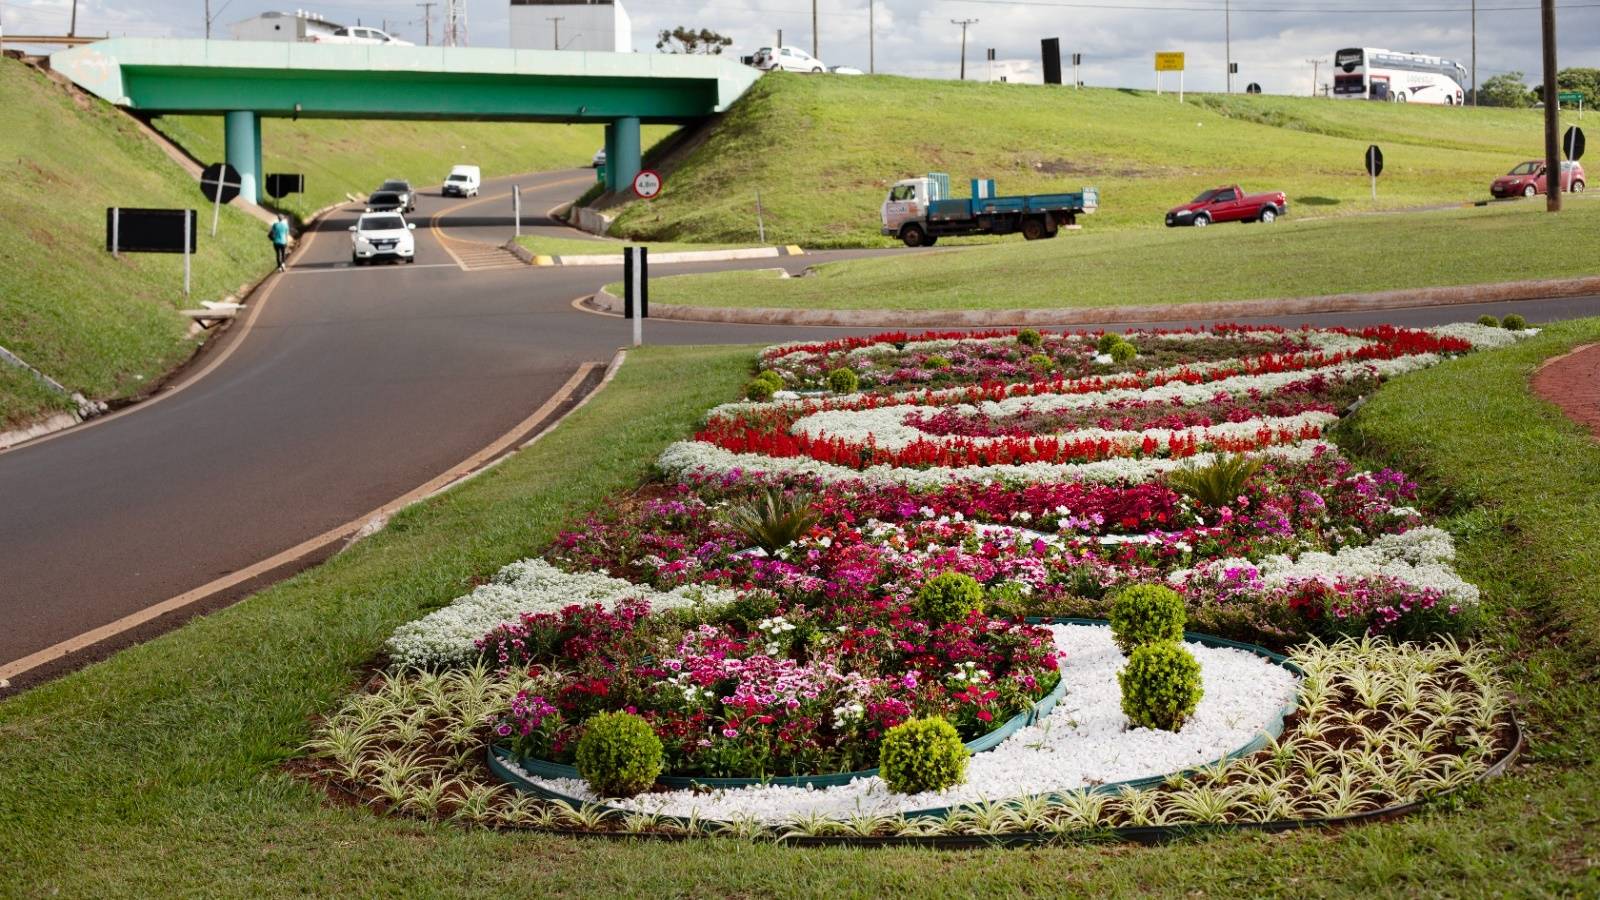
[105,207,196,297]
[1559,91,1584,103]
[1365,145,1384,177]
[1154,52,1184,71]
[1564,125,1585,161]
[631,169,663,200]
[1246,82,1262,94]
[200,163,241,205]
[265,173,304,200]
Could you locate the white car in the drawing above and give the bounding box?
[310,26,413,46]
[751,45,826,74]
[443,164,480,197]
[349,212,416,265]
[592,148,607,168]
[829,65,865,75]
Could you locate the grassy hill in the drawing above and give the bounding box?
[153,116,677,219]
[606,73,1569,247]
[0,58,275,429]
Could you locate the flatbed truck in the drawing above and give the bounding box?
[880,173,1099,247]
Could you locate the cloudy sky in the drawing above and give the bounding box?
[4,0,1595,95]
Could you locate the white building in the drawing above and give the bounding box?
[229,10,344,42]
[509,0,632,52]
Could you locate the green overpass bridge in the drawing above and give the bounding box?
[50,38,762,204]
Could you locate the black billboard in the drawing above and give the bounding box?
[106,208,197,254]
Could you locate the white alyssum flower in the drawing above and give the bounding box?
[1427,321,1540,349]
[385,559,737,668]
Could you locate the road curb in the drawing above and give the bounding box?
[590,274,1600,327]
[523,244,804,267]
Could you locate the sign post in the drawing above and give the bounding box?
[1559,90,1584,119]
[1155,52,1185,102]
[623,246,648,348]
[183,209,192,298]
[1365,144,1385,202]
[513,185,522,237]
[199,162,242,237]
[1072,52,1082,89]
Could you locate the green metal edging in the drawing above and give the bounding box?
[489,621,1301,821]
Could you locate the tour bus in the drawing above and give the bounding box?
[1332,47,1467,105]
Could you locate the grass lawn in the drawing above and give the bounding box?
[4,326,1600,895]
[625,200,1600,311]
[152,117,676,220]
[607,73,1574,248]
[513,234,751,258]
[0,59,279,429]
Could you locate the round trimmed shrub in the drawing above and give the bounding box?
[1477,314,1500,327]
[1501,313,1527,331]
[574,711,663,798]
[1096,332,1124,353]
[827,367,860,394]
[1017,328,1043,348]
[1119,640,1204,732]
[915,571,984,625]
[755,369,784,390]
[925,354,953,369]
[1108,340,1138,364]
[878,716,968,794]
[744,378,776,402]
[1027,353,1055,371]
[1108,584,1186,654]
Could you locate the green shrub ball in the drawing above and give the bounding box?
[1017,328,1044,348]
[827,367,860,394]
[1027,353,1055,371]
[925,354,953,369]
[1501,313,1527,331]
[879,716,968,794]
[744,378,777,402]
[1108,340,1138,364]
[1108,584,1187,654]
[574,711,664,798]
[1096,332,1124,353]
[755,369,785,390]
[1119,641,1204,732]
[1477,314,1501,327]
[916,571,985,625]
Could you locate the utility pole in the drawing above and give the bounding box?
[868,0,875,74]
[547,15,563,50]
[204,0,210,38]
[1225,0,1232,93]
[69,0,77,36]
[812,0,818,59]
[1540,0,1561,212]
[1471,0,1478,105]
[416,1,434,46]
[952,18,977,80]
[1306,57,1326,98]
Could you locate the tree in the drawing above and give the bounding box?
[1557,67,1600,108]
[655,26,733,55]
[1476,72,1534,108]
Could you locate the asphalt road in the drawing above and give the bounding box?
[3,168,1598,688]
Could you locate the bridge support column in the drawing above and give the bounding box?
[223,110,262,205]
[604,116,641,194]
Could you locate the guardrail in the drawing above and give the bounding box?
[0,34,104,46]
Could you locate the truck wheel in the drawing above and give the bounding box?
[1192,214,1211,228]
[1258,207,1277,223]
[900,224,929,247]
[1021,218,1046,241]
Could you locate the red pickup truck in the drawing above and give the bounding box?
[1165,186,1288,227]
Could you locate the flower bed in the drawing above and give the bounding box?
[306,321,1530,839]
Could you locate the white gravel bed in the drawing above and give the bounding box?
[509,624,1300,823]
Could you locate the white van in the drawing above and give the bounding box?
[443,165,481,198]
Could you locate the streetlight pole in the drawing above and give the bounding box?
[1225,0,1232,93]
[1540,0,1561,212]
[1471,0,1478,105]
[952,18,977,80]
[868,0,874,74]
[417,1,435,46]
[812,0,818,60]
[547,15,562,50]
[69,0,77,36]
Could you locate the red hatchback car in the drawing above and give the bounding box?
[1491,160,1585,198]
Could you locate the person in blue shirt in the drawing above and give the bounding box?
[268,214,290,271]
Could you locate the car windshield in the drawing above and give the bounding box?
[362,216,405,231]
[447,174,468,181]
[1191,189,1219,203]
[369,192,400,205]
[1508,162,1539,175]
[379,181,410,192]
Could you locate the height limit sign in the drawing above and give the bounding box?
[631,169,664,200]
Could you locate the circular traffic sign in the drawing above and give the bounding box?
[200,162,242,204]
[1246,82,1262,94]
[1365,145,1384,178]
[631,169,664,200]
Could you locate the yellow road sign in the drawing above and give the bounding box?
[1155,52,1185,72]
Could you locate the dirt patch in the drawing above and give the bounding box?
[1531,343,1600,439]
[1031,158,1165,178]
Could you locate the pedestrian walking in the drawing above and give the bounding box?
[268,214,291,272]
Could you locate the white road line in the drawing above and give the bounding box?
[285,263,461,274]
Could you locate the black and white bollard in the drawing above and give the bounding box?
[623,245,648,348]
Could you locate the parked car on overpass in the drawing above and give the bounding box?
[752,45,826,73]
[1491,160,1585,198]
[310,25,413,46]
